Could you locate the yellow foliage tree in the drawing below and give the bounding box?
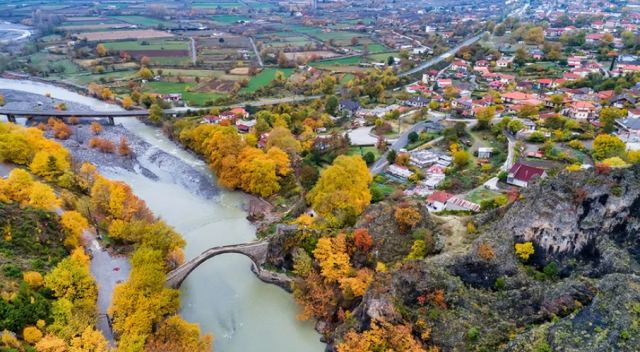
[23,271,44,288]
[28,182,60,210]
[122,96,134,110]
[313,234,351,284]
[23,326,43,344]
[69,326,109,352]
[110,247,180,352]
[35,334,68,352]
[2,168,34,203]
[337,320,426,352]
[307,155,372,227]
[30,150,70,181]
[1,330,20,349]
[515,242,535,261]
[61,211,89,248]
[144,316,213,352]
[96,43,107,57]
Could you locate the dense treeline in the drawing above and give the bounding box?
[0,122,211,351]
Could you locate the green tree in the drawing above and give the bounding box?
[475,106,495,130]
[599,107,625,134]
[325,95,339,115]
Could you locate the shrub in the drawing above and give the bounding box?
[89,138,115,153]
[477,242,495,261]
[394,206,422,233]
[363,151,375,164]
[466,222,477,234]
[23,271,43,289]
[495,276,506,290]
[23,326,43,344]
[543,262,559,279]
[515,242,535,261]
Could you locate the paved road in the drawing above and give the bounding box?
[399,32,488,78]
[189,37,197,65]
[370,120,429,174]
[249,37,263,67]
[167,95,323,113]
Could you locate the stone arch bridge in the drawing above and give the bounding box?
[165,240,291,290]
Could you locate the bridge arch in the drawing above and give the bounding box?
[165,240,271,289]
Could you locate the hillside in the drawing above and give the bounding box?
[335,165,640,351]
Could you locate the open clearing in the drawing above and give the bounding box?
[284,51,340,61]
[74,29,173,41]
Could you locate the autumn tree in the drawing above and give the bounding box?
[96,43,107,57]
[139,67,154,80]
[353,228,373,252]
[110,247,181,351]
[266,126,301,157]
[475,106,495,130]
[148,103,163,124]
[314,234,352,284]
[592,134,626,161]
[69,326,109,352]
[394,206,422,233]
[90,122,103,135]
[60,211,89,248]
[118,137,132,157]
[337,320,426,352]
[30,150,71,181]
[23,326,43,344]
[307,155,372,227]
[23,271,44,289]
[144,316,212,352]
[28,182,60,210]
[122,96,134,110]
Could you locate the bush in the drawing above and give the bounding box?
[363,151,375,164]
[370,185,385,203]
[23,326,43,344]
[515,242,535,261]
[543,261,558,279]
[408,131,419,143]
[88,138,115,153]
[2,264,21,278]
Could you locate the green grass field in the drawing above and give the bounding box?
[144,82,223,106]
[464,188,503,204]
[102,39,188,51]
[241,68,293,93]
[312,56,363,66]
[160,69,225,77]
[348,146,381,160]
[112,16,172,27]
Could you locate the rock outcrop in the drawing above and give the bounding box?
[332,166,640,351]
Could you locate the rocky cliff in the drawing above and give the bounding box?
[333,166,640,351]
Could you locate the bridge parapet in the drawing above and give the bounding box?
[165,240,272,289]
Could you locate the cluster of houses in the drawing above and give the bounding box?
[201,107,254,132]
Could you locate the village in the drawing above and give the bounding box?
[2,0,640,216]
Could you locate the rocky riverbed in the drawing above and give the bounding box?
[51,122,220,200]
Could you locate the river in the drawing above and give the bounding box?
[0,78,324,351]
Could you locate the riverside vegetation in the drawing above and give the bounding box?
[0,121,212,351]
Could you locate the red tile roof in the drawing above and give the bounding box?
[509,163,546,182]
[427,191,453,204]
